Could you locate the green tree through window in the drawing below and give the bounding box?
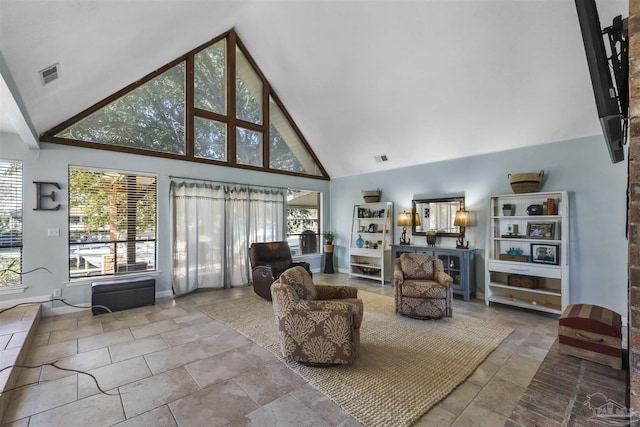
[45,30,328,180]
[58,64,186,154]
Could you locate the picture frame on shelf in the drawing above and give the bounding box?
[530,243,559,265]
[368,223,377,233]
[359,225,365,232]
[526,222,555,239]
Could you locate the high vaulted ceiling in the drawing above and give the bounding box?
[0,0,628,178]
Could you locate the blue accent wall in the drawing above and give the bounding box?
[331,136,628,320]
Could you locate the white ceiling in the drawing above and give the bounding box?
[0,0,629,178]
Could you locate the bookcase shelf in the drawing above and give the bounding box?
[485,191,569,315]
[349,202,393,284]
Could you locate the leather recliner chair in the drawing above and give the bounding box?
[249,241,312,301]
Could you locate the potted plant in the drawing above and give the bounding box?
[322,231,336,252]
[502,203,514,216]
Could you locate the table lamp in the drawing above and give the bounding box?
[397,211,412,245]
[453,209,471,249]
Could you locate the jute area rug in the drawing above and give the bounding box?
[199,290,513,427]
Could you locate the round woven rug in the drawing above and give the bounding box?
[199,290,512,427]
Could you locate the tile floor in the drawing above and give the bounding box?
[0,273,562,427]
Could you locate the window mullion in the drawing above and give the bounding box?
[186,53,195,158]
[228,31,237,165]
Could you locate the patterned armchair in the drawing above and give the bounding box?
[249,241,312,301]
[271,266,363,366]
[394,253,453,319]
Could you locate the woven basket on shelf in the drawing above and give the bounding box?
[508,171,544,194]
[362,189,381,203]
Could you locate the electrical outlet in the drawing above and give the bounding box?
[47,228,60,237]
[53,288,61,298]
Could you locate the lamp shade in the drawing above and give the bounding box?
[413,212,421,226]
[453,210,471,227]
[397,211,412,227]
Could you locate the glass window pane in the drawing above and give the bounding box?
[286,189,320,255]
[235,48,263,125]
[269,98,322,176]
[194,40,226,115]
[0,161,22,286]
[195,117,227,161]
[56,63,186,155]
[0,248,22,286]
[236,127,262,167]
[69,167,157,279]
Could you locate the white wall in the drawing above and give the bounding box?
[330,136,628,320]
[0,133,330,309]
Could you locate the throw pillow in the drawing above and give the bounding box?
[279,266,318,300]
[399,253,434,280]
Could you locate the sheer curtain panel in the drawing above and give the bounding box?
[170,181,225,296]
[171,179,286,295]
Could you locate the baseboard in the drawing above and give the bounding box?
[156,289,173,299]
[0,294,52,310]
[0,290,175,317]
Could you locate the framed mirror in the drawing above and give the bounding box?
[412,196,465,237]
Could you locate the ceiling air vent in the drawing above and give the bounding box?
[39,63,59,85]
[374,154,388,163]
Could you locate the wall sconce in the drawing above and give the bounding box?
[453,209,471,249]
[397,211,412,245]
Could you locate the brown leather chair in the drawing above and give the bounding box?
[249,241,312,301]
[394,253,453,319]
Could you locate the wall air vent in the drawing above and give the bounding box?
[374,154,388,163]
[39,63,59,85]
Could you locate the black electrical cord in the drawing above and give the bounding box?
[0,260,53,277]
[0,361,120,396]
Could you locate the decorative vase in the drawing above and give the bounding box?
[356,235,364,248]
[426,234,436,246]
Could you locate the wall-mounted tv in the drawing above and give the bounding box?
[575,0,628,164]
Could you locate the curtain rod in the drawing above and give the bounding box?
[168,175,293,192]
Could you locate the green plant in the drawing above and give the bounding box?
[502,204,513,210]
[322,231,336,243]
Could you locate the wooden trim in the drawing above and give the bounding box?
[193,108,229,124]
[185,54,195,158]
[268,90,330,177]
[42,136,329,180]
[227,30,237,165]
[41,27,330,180]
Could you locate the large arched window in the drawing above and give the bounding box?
[43,30,328,180]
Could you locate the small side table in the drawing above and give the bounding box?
[324,250,334,274]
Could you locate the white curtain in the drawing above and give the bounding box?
[248,187,285,243]
[224,185,249,286]
[170,181,225,296]
[171,179,285,296]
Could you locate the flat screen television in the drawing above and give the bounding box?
[575,0,628,164]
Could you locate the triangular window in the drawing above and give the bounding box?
[44,30,328,179]
[56,63,186,155]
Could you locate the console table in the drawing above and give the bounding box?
[391,245,476,301]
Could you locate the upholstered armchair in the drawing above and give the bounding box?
[394,253,453,319]
[249,241,312,301]
[271,266,363,366]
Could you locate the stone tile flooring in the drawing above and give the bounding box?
[0,273,564,426]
